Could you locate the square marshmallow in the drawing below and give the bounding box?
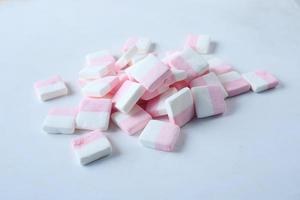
[82,76,120,98]
[43,107,77,134]
[242,70,279,93]
[72,130,112,165]
[85,50,115,66]
[207,57,233,75]
[192,86,226,118]
[111,105,152,135]
[184,34,211,54]
[165,87,194,127]
[169,47,208,81]
[189,72,228,98]
[126,54,171,92]
[76,98,112,131]
[218,71,251,97]
[115,46,138,70]
[139,120,180,152]
[113,80,145,113]
[146,87,178,117]
[34,75,68,101]
[122,37,152,54]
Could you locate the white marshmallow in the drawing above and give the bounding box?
[72,130,112,165]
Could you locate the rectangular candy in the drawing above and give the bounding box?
[218,71,251,97]
[165,87,194,127]
[139,120,180,152]
[126,54,171,92]
[207,57,233,75]
[43,107,77,134]
[189,72,228,98]
[191,86,226,118]
[115,46,138,70]
[113,80,145,113]
[82,76,120,98]
[111,105,152,135]
[85,50,115,66]
[168,47,208,81]
[242,70,279,93]
[76,98,112,131]
[184,34,211,54]
[72,130,112,165]
[146,87,178,117]
[34,75,68,101]
[122,37,152,54]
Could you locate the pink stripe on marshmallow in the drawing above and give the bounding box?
[207,86,226,115]
[255,70,279,89]
[185,34,198,50]
[79,98,112,112]
[171,104,194,127]
[155,123,180,151]
[72,130,104,149]
[223,79,250,97]
[170,56,198,81]
[34,75,62,89]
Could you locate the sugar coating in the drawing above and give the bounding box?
[126,54,171,92]
[82,76,120,97]
[85,50,115,66]
[139,120,180,152]
[169,47,208,81]
[113,80,145,113]
[192,86,226,118]
[72,130,112,165]
[190,72,228,98]
[218,71,251,97]
[165,87,194,127]
[34,75,68,101]
[146,87,178,117]
[242,70,279,93]
[184,34,211,54]
[111,105,152,135]
[43,107,77,134]
[76,98,112,131]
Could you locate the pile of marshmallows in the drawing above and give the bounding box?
[34,35,279,165]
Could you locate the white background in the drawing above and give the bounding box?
[1,0,300,199]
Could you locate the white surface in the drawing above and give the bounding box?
[1,0,300,199]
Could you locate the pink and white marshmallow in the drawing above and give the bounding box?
[165,87,194,127]
[79,62,116,80]
[72,130,112,165]
[76,98,112,131]
[85,50,115,66]
[82,76,120,98]
[218,71,251,97]
[207,57,233,75]
[115,46,138,70]
[146,87,178,117]
[191,86,226,118]
[126,54,171,92]
[34,75,68,101]
[139,120,180,152]
[190,72,228,98]
[111,105,152,135]
[184,34,211,54]
[169,47,208,81]
[242,70,279,93]
[113,80,145,113]
[43,107,77,134]
[122,37,152,54]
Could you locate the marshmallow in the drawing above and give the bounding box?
[141,84,170,101]
[115,46,138,70]
[122,37,152,54]
[113,80,145,113]
[86,50,115,66]
[169,47,208,81]
[79,62,115,80]
[207,57,233,75]
[192,86,226,118]
[165,87,194,127]
[111,105,152,135]
[72,130,112,165]
[146,87,178,117]
[82,76,120,98]
[184,34,211,54]
[129,53,147,65]
[218,71,251,97]
[42,108,77,134]
[170,80,189,90]
[190,72,228,98]
[76,98,112,131]
[139,120,180,152]
[242,70,279,93]
[34,75,68,101]
[126,54,171,92]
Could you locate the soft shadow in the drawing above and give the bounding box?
[209,41,218,54]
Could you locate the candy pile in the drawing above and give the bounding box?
[34,35,279,165]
